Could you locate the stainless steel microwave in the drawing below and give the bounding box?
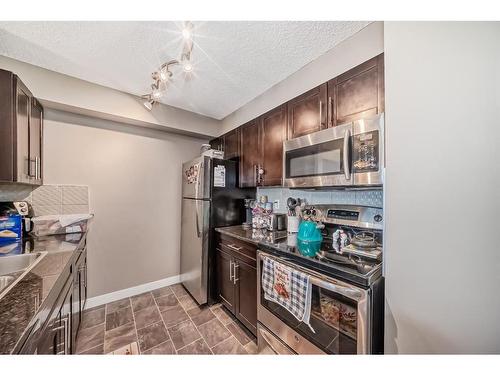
[283,113,384,188]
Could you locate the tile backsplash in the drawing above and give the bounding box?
[0,184,90,216]
[257,187,383,213]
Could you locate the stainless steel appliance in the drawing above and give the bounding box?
[268,213,286,232]
[257,204,384,354]
[180,156,253,305]
[283,113,384,188]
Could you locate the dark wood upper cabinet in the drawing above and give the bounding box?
[260,105,286,186]
[239,119,261,188]
[287,84,327,139]
[0,69,43,185]
[223,128,240,160]
[328,54,385,126]
[207,54,384,187]
[209,136,224,152]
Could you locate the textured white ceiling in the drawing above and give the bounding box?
[0,21,369,119]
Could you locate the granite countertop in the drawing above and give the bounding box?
[0,232,86,354]
[215,225,288,245]
[216,225,382,287]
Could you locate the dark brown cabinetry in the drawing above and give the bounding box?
[239,119,261,188]
[238,105,287,188]
[208,129,240,161]
[260,105,287,186]
[17,239,87,354]
[216,247,236,311]
[72,248,87,350]
[223,128,240,160]
[208,54,384,186]
[0,69,43,185]
[216,234,257,335]
[287,84,327,139]
[328,54,385,126]
[37,277,73,355]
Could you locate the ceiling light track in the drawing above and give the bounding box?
[142,21,195,110]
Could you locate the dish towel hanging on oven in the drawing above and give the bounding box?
[262,256,315,333]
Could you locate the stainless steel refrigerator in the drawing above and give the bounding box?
[180,156,253,305]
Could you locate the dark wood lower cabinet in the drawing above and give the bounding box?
[234,259,257,333]
[37,277,73,354]
[17,239,87,354]
[216,234,257,336]
[216,247,236,311]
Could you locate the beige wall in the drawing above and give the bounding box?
[221,22,384,134]
[43,109,205,297]
[0,55,221,138]
[384,22,500,353]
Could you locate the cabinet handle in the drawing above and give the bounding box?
[53,316,69,355]
[36,157,41,180]
[328,97,333,127]
[227,244,242,251]
[33,294,39,311]
[319,100,323,127]
[233,263,239,284]
[28,158,36,178]
[229,259,233,282]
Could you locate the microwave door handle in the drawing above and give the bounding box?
[343,128,351,180]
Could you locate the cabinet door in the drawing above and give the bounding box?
[209,137,224,152]
[239,119,261,187]
[15,81,31,184]
[287,84,327,139]
[223,128,240,160]
[235,259,257,335]
[260,105,286,186]
[331,54,384,125]
[29,98,43,185]
[216,247,236,313]
[37,278,73,355]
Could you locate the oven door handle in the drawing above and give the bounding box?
[343,128,351,180]
[257,251,366,301]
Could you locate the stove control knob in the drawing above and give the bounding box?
[374,214,383,223]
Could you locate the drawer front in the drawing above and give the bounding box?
[219,234,257,265]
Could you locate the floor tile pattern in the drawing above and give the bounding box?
[75,283,257,354]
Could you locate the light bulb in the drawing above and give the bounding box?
[152,88,163,99]
[183,60,193,73]
[143,99,153,111]
[182,26,192,40]
[159,69,168,82]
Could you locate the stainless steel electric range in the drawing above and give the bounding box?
[256,204,384,355]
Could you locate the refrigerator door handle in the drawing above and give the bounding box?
[195,203,201,238]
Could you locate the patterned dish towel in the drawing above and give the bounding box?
[262,256,315,333]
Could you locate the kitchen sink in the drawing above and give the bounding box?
[0,252,47,299]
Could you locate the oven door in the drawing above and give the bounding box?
[257,251,370,354]
[283,123,353,188]
[352,113,384,186]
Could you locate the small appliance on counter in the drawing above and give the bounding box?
[269,213,286,232]
[243,199,255,229]
[0,201,33,256]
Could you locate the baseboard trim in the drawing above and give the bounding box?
[85,275,181,310]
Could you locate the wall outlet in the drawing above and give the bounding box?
[273,200,280,211]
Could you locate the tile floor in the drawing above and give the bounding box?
[75,283,259,355]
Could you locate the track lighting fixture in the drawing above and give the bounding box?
[141,22,196,110]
